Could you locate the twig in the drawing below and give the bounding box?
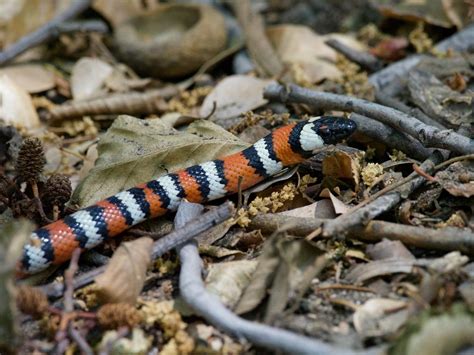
[350,113,433,161]
[0,0,92,65]
[325,39,383,72]
[412,163,435,181]
[374,91,447,130]
[175,202,362,355]
[264,84,474,155]
[369,24,474,95]
[49,87,177,120]
[320,151,444,237]
[250,214,474,255]
[39,202,235,299]
[54,248,81,354]
[69,325,93,355]
[55,20,108,35]
[231,0,283,77]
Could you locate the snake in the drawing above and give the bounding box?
[18,116,356,275]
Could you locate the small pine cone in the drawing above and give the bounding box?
[44,174,72,208]
[15,137,46,183]
[16,285,49,319]
[97,303,142,329]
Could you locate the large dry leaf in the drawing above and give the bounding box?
[72,115,248,207]
[94,237,153,304]
[353,298,411,337]
[205,260,258,309]
[266,25,366,84]
[264,239,327,323]
[3,0,73,47]
[392,307,474,355]
[376,0,471,29]
[0,64,55,93]
[200,75,276,124]
[71,57,114,101]
[0,74,40,128]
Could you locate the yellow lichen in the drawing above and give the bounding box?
[290,62,313,88]
[436,212,466,229]
[140,300,195,354]
[361,163,384,186]
[167,86,212,115]
[409,22,434,54]
[233,181,307,227]
[154,257,179,276]
[334,55,374,100]
[389,149,407,161]
[229,110,290,135]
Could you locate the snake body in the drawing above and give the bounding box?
[19,116,356,275]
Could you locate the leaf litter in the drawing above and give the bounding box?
[0,1,473,354]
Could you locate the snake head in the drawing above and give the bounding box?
[310,116,357,145]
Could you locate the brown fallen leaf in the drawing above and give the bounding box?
[353,298,411,337]
[94,237,153,304]
[322,150,361,189]
[71,57,114,101]
[0,64,55,93]
[205,260,258,309]
[435,161,474,198]
[199,75,276,126]
[0,74,40,129]
[366,239,415,261]
[319,188,350,215]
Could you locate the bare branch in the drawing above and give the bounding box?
[176,202,363,355]
[250,214,474,255]
[0,0,93,65]
[264,84,474,155]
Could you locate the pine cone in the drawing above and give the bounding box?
[15,137,46,183]
[97,303,142,329]
[16,285,49,319]
[44,174,72,208]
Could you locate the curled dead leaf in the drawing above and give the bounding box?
[0,74,40,129]
[71,57,114,101]
[94,237,153,305]
[322,150,361,188]
[353,298,411,337]
[199,75,276,126]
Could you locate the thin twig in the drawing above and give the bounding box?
[0,0,92,65]
[250,214,474,255]
[325,39,383,72]
[39,202,235,299]
[320,152,444,237]
[231,0,283,78]
[54,248,81,354]
[175,202,363,355]
[49,87,177,121]
[369,24,474,95]
[350,113,434,161]
[264,84,474,155]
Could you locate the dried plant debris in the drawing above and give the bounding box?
[2,1,474,353]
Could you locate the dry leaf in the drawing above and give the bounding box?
[322,150,361,188]
[199,75,276,125]
[0,64,55,93]
[71,57,114,101]
[72,116,248,207]
[2,0,73,47]
[320,188,350,215]
[95,237,153,304]
[353,298,411,337]
[377,0,471,28]
[280,203,318,218]
[0,74,40,128]
[267,25,365,84]
[366,239,415,261]
[205,260,258,309]
[345,259,416,283]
